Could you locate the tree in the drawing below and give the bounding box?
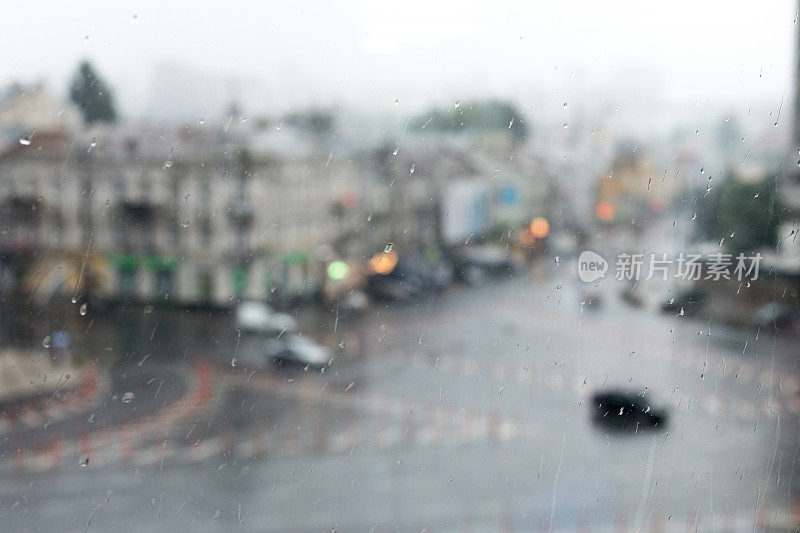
[283,109,334,135]
[411,100,528,143]
[69,60,117,124]
[696,175,785,254]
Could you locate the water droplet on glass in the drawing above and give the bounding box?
[43,336,51,349]
[212,510,221,520]
[231,357,238,368]
[122,392,135,403]
[409,164,415,175]
[366,213,372,222]
[88,414,95,423]
[384,243,393,253]
[80,455,90,467]
[562,123,568,129]
[453,100,461,109]
[163,160,173,169]
[79,303,87,316]
[71,297,77,304]
[131,13,138,23]
[19,136,31,146]
[393,98,399,106]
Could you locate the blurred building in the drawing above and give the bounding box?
[0,89,551,308]
[594,149,687,225]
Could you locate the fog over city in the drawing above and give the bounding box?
[2,1,796,130]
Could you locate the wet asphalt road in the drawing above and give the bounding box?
[0,265,798,532]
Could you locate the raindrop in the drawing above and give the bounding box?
[79,303,87,316]
[366,213,372,222]
[88,138,96,152]
[409,164,415,175]
[212,510,220,520]
[380,324,388,331]
[131,13,138,23]
[88,414,96,423]
[122,392,135,403]
[562,123,568,129]
[393,98,399,106]
[19,136,31,146]
[453,100,461,109]
[700,167,704,174]
[71,297,77,304]
[163,160,173,169]
[42,336,51,349]
[199,118,205,125]
[231,357,238,368]
[691,213,697,220]
[508,117,515,129]
[80,455,90,467]
[563,102,568,108]
[384,243,393,253]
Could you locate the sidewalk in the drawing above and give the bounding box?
[0,348,88,403]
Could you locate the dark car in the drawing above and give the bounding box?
[661,289,705,314]
[450,247,517,285]
[590,389,668,431]
[753,303,800,331]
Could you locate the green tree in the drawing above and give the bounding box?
[283,109,334,135]
[697,175,785,254]
[69,60,117,124]
[411,100,528,143]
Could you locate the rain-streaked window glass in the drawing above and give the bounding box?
[1,1,800,531]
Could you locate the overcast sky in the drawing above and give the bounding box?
[2,1,797,120]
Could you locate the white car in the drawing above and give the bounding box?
[266,335,332,367]
[235,301,297,334]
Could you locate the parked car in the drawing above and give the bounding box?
[266,335,332,368]
[590,389,668,430]
[661,289,706,315]
[451,246,517,285]
[753,302,799,330]
[235,301,297,334]
[339,290,369,314]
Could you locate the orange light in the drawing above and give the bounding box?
[368,250,398,275]
[529,217,550,239]
[595,201,615,221]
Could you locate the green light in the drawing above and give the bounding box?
[327,260,348,280]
